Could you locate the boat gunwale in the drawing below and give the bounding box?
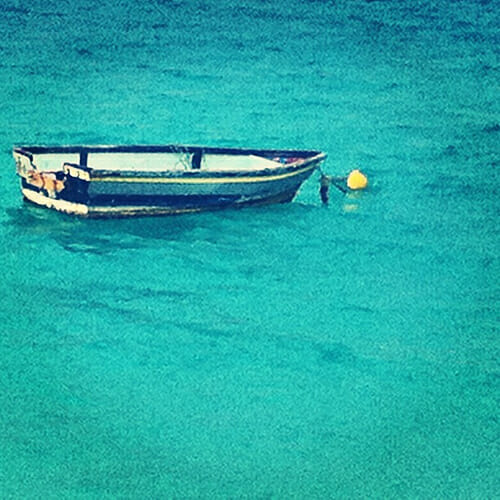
[13,144,325,160]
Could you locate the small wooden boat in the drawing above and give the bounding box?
[13,145,326,217]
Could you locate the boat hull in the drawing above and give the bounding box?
[14,145,326,217]
[21,184,300,217]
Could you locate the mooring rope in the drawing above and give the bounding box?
[318,167,368,204]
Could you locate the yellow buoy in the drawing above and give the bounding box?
[347,169,368,190]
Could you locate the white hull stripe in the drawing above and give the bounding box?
[22,188,89,215]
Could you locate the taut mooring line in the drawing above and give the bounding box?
[318,167,368,204]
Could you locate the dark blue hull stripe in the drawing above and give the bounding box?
[88,192,296,208]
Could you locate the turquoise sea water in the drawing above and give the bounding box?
[0,0,498,497]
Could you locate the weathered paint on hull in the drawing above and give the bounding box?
[22,187,89,215]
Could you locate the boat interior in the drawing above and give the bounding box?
[30,152,286,172]
[15,145,320,174]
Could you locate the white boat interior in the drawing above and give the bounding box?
[31,152,283,173]
[31,154,80,171]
